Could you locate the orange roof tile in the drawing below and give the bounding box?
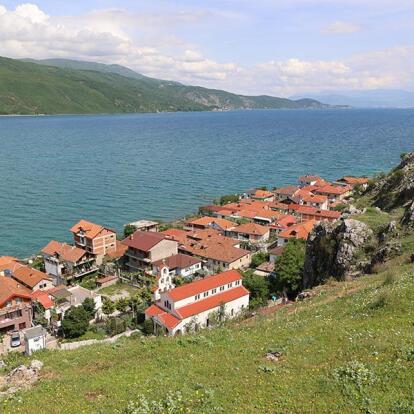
[41,240,86,263]
[231,222,269,236]
[338,176,369,186]
[315,184,351,196]
[70,219,115,239]
[0,256,18,267]
[0,262,51,289]
[177,285,249,319]
[31,290,54,309]
[279,220,316,240]
[0,276,32,307]
[167,269,243,301]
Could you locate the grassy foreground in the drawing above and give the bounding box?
[1,257,413,413]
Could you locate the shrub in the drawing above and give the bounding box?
[251,251,269,269]
[105,317,127,336]
[142,319,154,336]
[333,361,376,397]
[368,291,389,311]
[123,224,136,238]
[61,306,90,339]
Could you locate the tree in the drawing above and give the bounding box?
[61,306,90,338]
[242,271,270,308]
[82,297,96,319]
[115,297,129,313]
[102,299,116,316]
[123,224,135,238]
[272,239,306,299]
[251,251,269,268]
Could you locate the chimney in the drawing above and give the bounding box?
[4,269,12,278]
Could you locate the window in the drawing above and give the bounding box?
[220,286,225,291]
[231,309,234,316]
[194,294,200,300]
[203,291,209,298]
[212,288,217,294]
[235,280,240,286]
[227,283,233,288]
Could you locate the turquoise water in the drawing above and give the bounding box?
[1,109,413,257]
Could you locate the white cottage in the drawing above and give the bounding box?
[145,269,249,335]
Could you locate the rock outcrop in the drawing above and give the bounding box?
[401,201,414,228]
[370,151,414,213]
[303,219,373,289]
[0,360,43,398]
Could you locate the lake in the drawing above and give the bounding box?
[1,108,413,257]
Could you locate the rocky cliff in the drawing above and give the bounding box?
[303,219,373,288]
[371,151,414,219]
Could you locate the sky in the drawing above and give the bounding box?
[0,0,414,96]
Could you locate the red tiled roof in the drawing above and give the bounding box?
[97,275,118,284]
[338,176,369,186]
[145,304,181,330]
[274,186,300,196]
[176,285,249,319]
[0,262,51,289]
[188,216,235,230]
[0,256,18,267]
[296,205,342,219]
[0,276,32,307]
[31,290,54,309]
[279,220,316,240]
[41,240,86,263]
[252,189,274,199]
[231,222,269,236]
[167,269,243,301]
[268,246,285,256]
[123,230,174,251]
[300,193,328,203]
[70,219,114,239]
[315,184,351,196]
[153,253,201,270]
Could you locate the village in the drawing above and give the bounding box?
[0,174,369,355]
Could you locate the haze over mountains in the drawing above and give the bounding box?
[292,90,414,108]
[0,56,329,115]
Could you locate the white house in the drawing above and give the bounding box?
[145,269,250,335]
[153,254,202,279]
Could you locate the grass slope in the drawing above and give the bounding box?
[2,252,413,413]
[0,56,327,115]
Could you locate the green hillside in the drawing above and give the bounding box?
[0,56,328,115]
[1,247,413,413]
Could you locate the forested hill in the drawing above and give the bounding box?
[0,56,330,115]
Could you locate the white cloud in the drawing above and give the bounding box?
[0,3,413,96]
[322,21,361,34]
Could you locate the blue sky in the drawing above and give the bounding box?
[0,1,413,95]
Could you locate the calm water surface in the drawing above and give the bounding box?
[1,109,413,257]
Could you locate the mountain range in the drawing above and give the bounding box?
[0,56,329,115]
[292,89,414,108]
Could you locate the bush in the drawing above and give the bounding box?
[61,306,90,339]
[143,319,154,336]
[105,317,127,336]
[123,224,135,238]
[251,251,269,269]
